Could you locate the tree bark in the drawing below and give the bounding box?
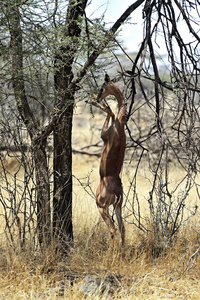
[53,104,74,245]
[53,0,88,247]
[32,137,51,245]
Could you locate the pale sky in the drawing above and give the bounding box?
[86,0,199,56]
[86,0,144,53]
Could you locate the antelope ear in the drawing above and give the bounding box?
[105,74,110,83]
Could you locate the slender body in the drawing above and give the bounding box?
[95,75,126,255]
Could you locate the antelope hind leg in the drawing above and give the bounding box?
[115,202,125,256]
[97,206,116,254]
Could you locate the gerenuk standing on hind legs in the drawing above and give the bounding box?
[87,74,126,256]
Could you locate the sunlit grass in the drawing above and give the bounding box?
[1,151,200,298]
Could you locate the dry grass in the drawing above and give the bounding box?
[1,153,200,299]
[1,218,200,299]
[1,103,200,299]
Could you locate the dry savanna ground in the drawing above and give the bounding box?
[1,101,200,299]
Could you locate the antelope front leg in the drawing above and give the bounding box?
[86,99,115,121]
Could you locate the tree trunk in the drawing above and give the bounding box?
[53,103,73,245]
[53,0,87,248]
[32,137,51,245]
[7,1,51,245]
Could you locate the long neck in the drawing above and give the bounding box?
[110,84,126,123]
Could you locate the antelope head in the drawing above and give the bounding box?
[96,74,122,103]
[96,74,113,103]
